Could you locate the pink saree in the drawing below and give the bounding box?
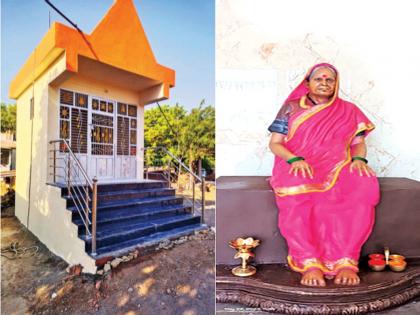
[270,63,380,276]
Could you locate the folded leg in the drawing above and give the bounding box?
[276,195,324,273]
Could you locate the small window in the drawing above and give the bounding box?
[130,119,137,129]
[60,106,70,119]
[75,93,88,108]
[118,102,127,115]
[100,101,107,112]
[107,102,114,113]
[130,130,137,145]
[60,120,69,139]
[128,105,137,117]
[60,89,73,105]
[92,98,99,110]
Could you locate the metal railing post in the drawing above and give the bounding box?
[201,177,205,224]
[91,177,98,256]
[67,154,71,197]
[53,144,56,183]
[192,179,196,215]
[50,139,98,254]
[144,147,208,225]
[166,161,170,188]
[85,179,90,237]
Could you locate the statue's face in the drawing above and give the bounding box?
[306,67,336,98]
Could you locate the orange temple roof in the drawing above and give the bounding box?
[9,0,175,100]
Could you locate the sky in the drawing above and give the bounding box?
[0,0,214,110]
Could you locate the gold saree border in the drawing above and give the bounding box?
[287,256,359,274]
[274,122,375,197]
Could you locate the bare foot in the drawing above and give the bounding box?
[300,269,326,287]
[334,268,360,285]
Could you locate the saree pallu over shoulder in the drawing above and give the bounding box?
[270,95,375,197]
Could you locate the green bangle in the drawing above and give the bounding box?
[351,156,368,164]
[287,156,305,164]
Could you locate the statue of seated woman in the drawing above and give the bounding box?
[268,63,379,286]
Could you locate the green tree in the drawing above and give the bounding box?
[144,104,186,165]
[1,103,17,134]
[144,101,215,177]
[178,100,215,174]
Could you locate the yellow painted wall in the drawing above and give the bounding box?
[15,81,32,225]
[15,54,67,226]
[11,0,172,274]
[15,53,96,273]
[15,51,149,273]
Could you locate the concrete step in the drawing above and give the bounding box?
[58,181,202,260]
[74,203,192,234]
[68,195,184,214]
[64,187,175,207]
[82,213,201,252]
[59,180,168,196]
[92,223,206,258]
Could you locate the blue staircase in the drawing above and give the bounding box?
[59,180,204,259]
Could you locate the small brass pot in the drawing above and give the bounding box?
[389,254,405,261]
[389,260,407,272]
[369,253,385,260]
[368,259,386,271]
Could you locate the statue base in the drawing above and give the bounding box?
[217,260,420,314]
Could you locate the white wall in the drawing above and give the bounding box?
[216,0,420,180]
[15,54,97,273]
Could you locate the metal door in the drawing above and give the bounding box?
[89,97,115,180]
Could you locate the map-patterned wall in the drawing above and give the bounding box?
[216,0,420,180]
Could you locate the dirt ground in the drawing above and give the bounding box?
[1,216,215,315]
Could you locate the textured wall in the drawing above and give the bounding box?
[216,0,420,180]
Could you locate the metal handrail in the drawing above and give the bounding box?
[49,139,93,188]
[143,146,206,224]
[49,139,98,255]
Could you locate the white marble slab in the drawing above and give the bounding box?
[216,0,420,180]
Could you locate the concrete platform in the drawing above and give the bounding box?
[216,176,420,265]
[216,262,420,314]
[216,176,420,314]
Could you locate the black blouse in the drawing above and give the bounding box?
[268,102,366,137]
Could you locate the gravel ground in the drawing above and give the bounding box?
[1,216,215,315]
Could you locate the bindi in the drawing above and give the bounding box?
[322,74,328,78]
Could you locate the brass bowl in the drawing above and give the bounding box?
[389,260,407,272]
[389,254,405,261]
[229,237,260,250]
[368,260,386,271]
[369,253,385,260]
